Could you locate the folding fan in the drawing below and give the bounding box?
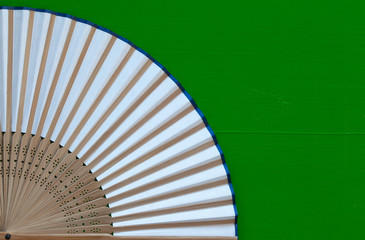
[0,7,237,240]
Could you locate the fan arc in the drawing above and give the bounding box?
[0,7,237,240]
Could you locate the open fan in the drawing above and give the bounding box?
[0,7,237,239]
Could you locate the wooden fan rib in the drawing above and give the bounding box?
[18,142,59,208]
[52,72,168,188]
[64,188,105,208]
[19,20,78,205]
[23,210,112,232]
[28,141,219,225]
[18,146,69,212]
[66,198,230,227]
[3,132,12,228]
[8,11,35,218]
[26,138,50,180]
[93,103,195,178]
[39,71,175,199]
[17,138,52,204]
[40,103,198,219]
[19,142,76,215]
[54,36,117,144]
[25,14,56,134]
[0,233,237,240]
[95,105,198,182]
[11,151,78,220]
[85,87,181,171]
[112,198,233,222]
[14,216,112,233]
[8,132,21,178]
[9,133,32,224]
[6,9,13,133]
[20,187,106,227]
[104,140,214,195]
[62,46,135,150]
[16,221,112,234]
[98,121,207,191]
[15,11,34,132]
[51,167,98,202]
[53,190,106,220]
[13,203,110,229]
[17,146,222,231]
[106,157,222,203]
[3,11,14,228]
[15,207,112,232]
[12,14,58,215]
[20,37,121,204]
[7,132,22,227]
[3,134,11,174]
[9,11,34,208]
[30,197,110,223]
[48,184,106,217]
[10,135,41,221]
[25,219,229,237]
[0,131,3,229]
[0,9,236,238]
[38,156,223,224]
[14,27,104,212]
[10,48,109,204]
[44,26,96,140]
[35,20,77,137]
[17,224,113,234]
[54,100,194,199]
[38,152,84,197]
[22,86,181,203]
[37,147,68,188]
[13,196,110,231]
[14,26,97,219]
[71,58,153,155]
[53,71,169,190]
[113,217,235,232]
[110,177,228,213]
[39,150,77,192]
[79,70,167,163]
[3,132,11,221]
[20,24,94,199]
[31,141,59,184]
[20,171,102,220]
[15,204,111,231]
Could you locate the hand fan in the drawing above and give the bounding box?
[0,7,237,240]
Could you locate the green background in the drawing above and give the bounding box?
[1,0,365,239]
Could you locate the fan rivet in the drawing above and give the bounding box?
[4,234,11,239]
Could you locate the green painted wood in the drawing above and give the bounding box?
[1,0,365,239]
